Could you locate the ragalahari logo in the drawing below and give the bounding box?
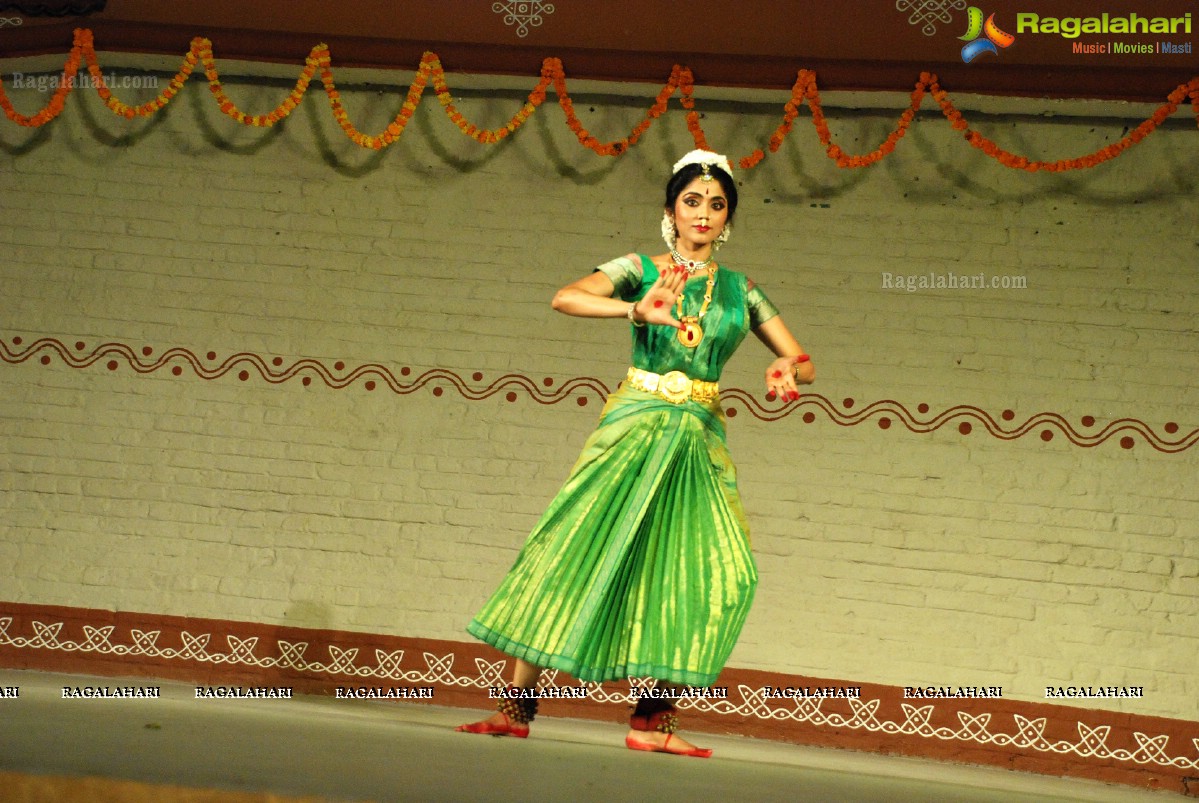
[959,7,1016,62]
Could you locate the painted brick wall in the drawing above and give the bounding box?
[1,63,1196,722]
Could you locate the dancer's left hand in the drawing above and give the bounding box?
[765,355,812,402]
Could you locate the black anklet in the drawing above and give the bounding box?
[630,695,677,732]
[496,686,538,724]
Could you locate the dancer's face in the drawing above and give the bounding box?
[670,177,728,248]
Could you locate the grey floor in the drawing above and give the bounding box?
[0,669,1177,802]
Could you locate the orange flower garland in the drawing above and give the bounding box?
[677,66,711,153]
[202,39,318,128]
[549,59,682,156]
[429,54,546,146]
[81,29,197,118]
[2,28,1198,172]
[928,74,1197,171]
[0,30,81,126]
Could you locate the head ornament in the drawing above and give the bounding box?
[671,149,733,180]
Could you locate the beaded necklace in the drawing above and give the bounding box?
[670,248,713,276]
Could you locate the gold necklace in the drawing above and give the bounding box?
[675,264,717,348]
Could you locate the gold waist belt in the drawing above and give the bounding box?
[625,367,719,405]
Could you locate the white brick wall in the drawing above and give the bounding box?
[1,65,1196,719]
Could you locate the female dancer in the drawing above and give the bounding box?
[456,149,814,757]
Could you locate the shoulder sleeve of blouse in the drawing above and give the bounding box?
[594,255,644,300]
[747,282,781,328]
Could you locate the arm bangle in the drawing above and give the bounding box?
[628,303,646,328]
[792,354,811,379]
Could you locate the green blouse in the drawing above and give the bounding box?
[597,254,780,383]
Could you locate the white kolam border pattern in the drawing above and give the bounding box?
[2,614,1197,773]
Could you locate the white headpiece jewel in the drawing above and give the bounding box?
[672,149,733,179]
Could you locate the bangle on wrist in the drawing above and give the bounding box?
[628,302,646,328]
[792,354,811,379]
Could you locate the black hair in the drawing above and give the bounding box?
[664,162,738,223]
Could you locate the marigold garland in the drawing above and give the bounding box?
[2,28,1198,173]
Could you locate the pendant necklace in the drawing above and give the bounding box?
[675,263,717,348]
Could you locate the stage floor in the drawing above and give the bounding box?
[0,669,1174,802]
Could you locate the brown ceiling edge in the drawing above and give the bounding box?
[1,20,1195,104]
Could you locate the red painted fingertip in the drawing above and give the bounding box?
[789,391,800,401]
[795,354,811,363]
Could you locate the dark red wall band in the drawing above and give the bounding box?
[0,601,1195,794]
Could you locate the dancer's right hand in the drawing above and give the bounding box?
[633,267,686,329]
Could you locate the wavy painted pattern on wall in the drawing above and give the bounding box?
[2,335,1194,453]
